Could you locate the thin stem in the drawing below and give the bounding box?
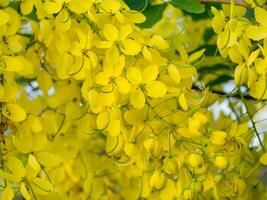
[228,98,240,123]
[192,85,258,100]
[239,88,265,151]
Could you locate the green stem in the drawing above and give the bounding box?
[238,88,265,151]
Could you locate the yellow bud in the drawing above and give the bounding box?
[188,153,203,168]
[149,171,166,190]
[234,178,246,197]
[163,158,177,175]
[144,138,158,154]
[124,143,136,157]
[234,64,248,85]
[211,131,228,146]
[183,189,193,200]
[215,155,228,169]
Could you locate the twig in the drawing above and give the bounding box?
[192,85,258,100]
[239,87,265,151]
[200,0,267,9]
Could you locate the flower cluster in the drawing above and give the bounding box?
[0,0,266,199]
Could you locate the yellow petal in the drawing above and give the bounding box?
[103,23,118,42]
[260,153,267,165]
[247,49,260,66]
[121,39,142,55]
[36,152,61,168]
[142,46,152,61]
[119,24,132,40]
[145,81,167,98]
[168,64,181,85]
[246,26,267,41]
[127,67,142,84]
[44,1,62,14]
[20,0,34,15]
[250,75,267,99]
[20,182,31,200]
[178,93,188,111]
[142,65,159,83]
[151,35,169,50]
[228,46,243,63]
[8,156,25,178]
[96,110,110,130]
[188,49,205,63]
[1,56,24,72]
[29,177,53,195]
[108,118,121,137]
[254,58,267,74]
[255,7,267,27]
[2,103,26,122]
[0,9,9,26]
[95,72,109,85]
[68,0,92,13]
[130,89,145,109]
[217,28,230,50]
[234,64,248,85]
[28,154,41,172]
[2,187,14,200]
[116,76,130,94]
[124,11,146,24]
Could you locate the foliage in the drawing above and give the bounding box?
[0,0,266,199]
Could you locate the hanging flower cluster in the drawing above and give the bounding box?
[0,0,266,199]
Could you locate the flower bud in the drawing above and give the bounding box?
[124,143,136,157]
[144,138,158,154]
[183,189,193,200]
[149,171,166,190]
[163,158,177,175]
[188,153,203,168]
[211,131,228,146]
[215,155,228,169]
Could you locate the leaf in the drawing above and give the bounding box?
[206,75,233,87]
[138,3,167,29]
[170,0,205,14]
[203,28,215,42]
[124,0,149,11]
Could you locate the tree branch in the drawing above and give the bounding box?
[200,0,267,9]
[192,85,258,100]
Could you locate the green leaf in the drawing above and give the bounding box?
[206,75,233,87]
[170,0,205,14]
[138,3,167,29]
[198,64,231,74]
[123,0,149,11]
[203,28,215,42]
[191,45,217,56]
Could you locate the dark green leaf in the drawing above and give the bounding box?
[203,28,215,42]
[182,3,221,21]
[191,45,217,56]
[206,75,233,87]
[25,8,38,21]
[170,0,205,14]
[138,3,167,29]
[9,0,19,11]
[198,64,231,74]
[123,0,149,11]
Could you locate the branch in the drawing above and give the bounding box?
[200,0,267,9]
[192,85,258,100]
